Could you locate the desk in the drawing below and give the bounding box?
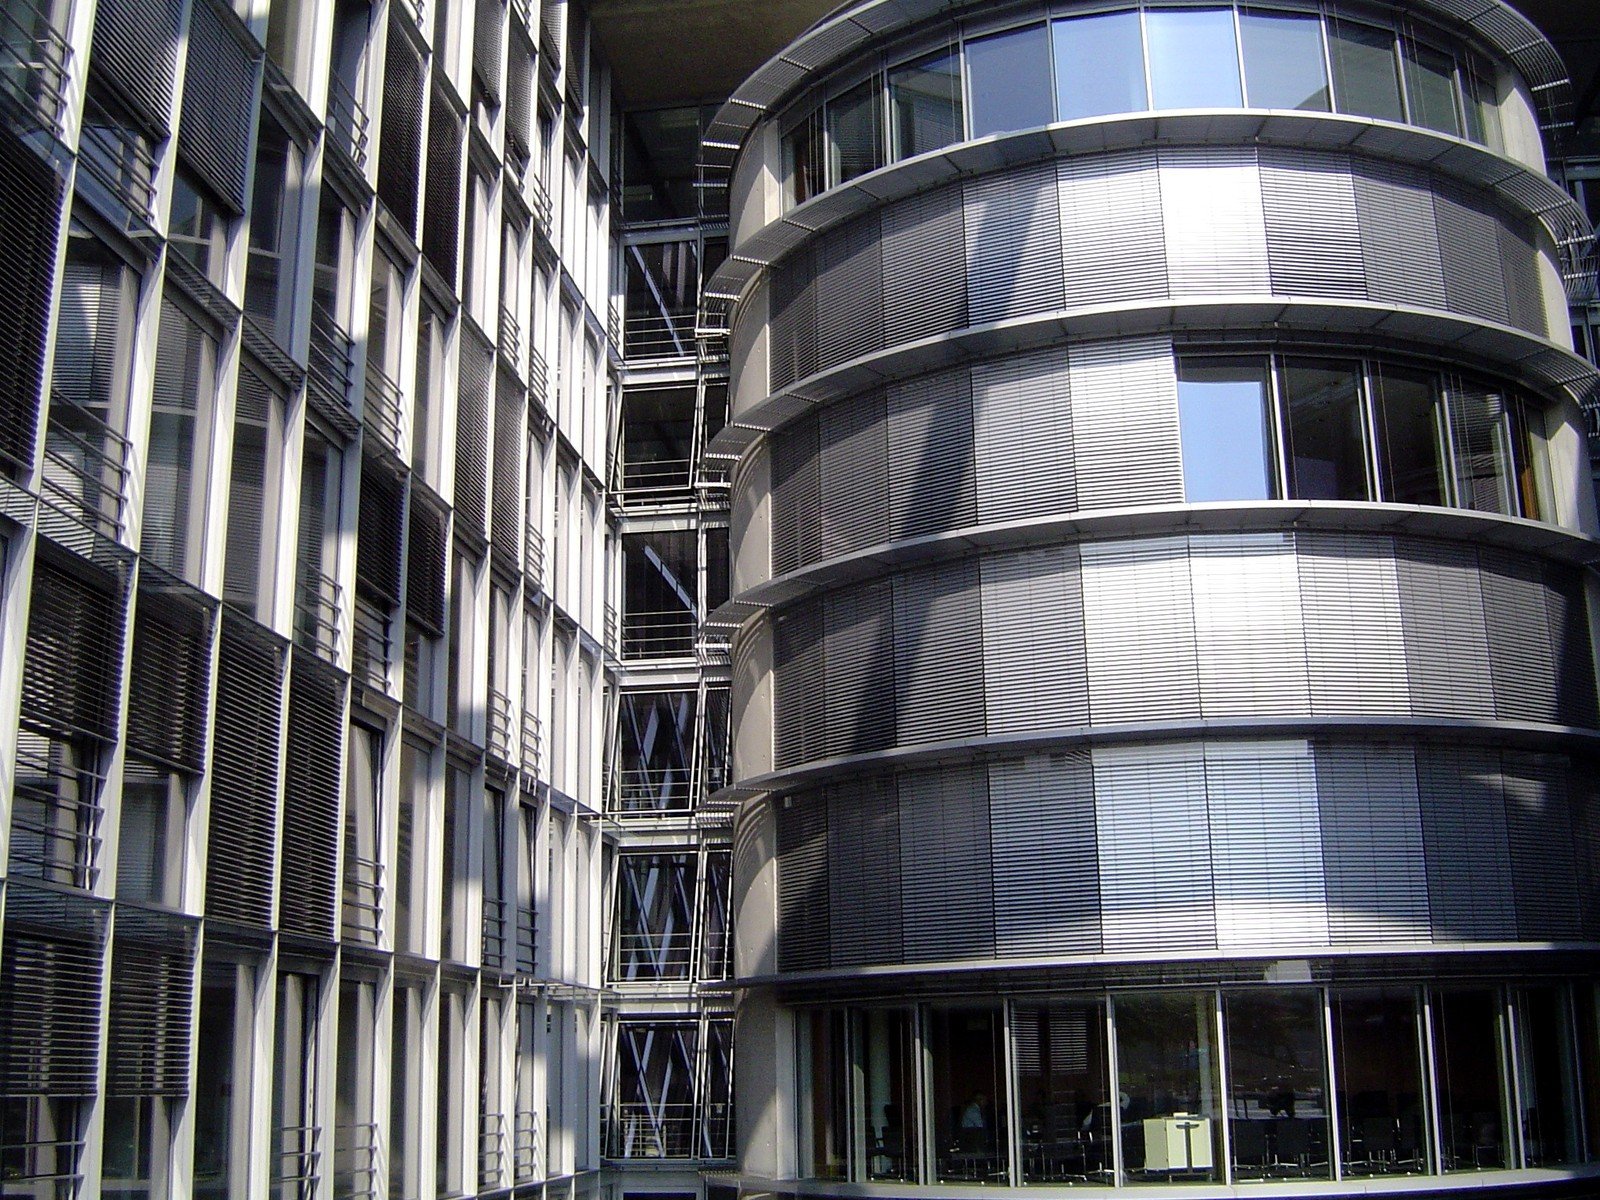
[1143,1115,1214,1173]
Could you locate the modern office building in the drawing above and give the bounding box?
[705,1,1600,1198]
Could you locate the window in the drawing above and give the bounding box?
[1147,8,1242,109]
[929,1005,1008,1184]
[889,49,962,160]
[389,978,425,1200]
[1054,11,1146,120]
[223,362,285,618]
[245,109,301,341]
[394,737,430,954]
[194,959,256,1200]
[437,986,468,1194]
[441,762,473,962]
[827,76,883,185]
[1239,9,1329,111]
[414,302,446,485]
[1014,1000,1110,1184]
[117,760,187,907]
[1177,357,1276,502]
[1281,357,1370,501]
[1433,989,1509,1170]
[966,23,1052,138]
[1515,987,1582,1167]
[1373,364,1449,506]
[1403,39,1462,137]
[1113,991,1223,1182]
[1328,18,1404,122]
[147,298,218,583]
[342,722,383,943]
[293,425,344,655]
[611,854,695,981]
[1330,987,1427,1175]
[334,974,378,1197]
[269,970,320,1197]
[168,169,229,283]
[1223,990,1330,1180]
[782,110,824,208]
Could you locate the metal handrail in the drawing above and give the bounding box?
[620,457,693,502]
[624,309,697,360]
[479,1112,509,1185]
[333,1121,380,1200]
[482,896,509,968]
[610,933,694,979]
[610,767,694,814]
[0,2,71,135]
[362,359,406,451]
[341,853,385,941]
[520,706,542,778]
[0,1129,86,1185]
[500,302,522,365]
[352,597,391,691]
[603,1103,700,1159]
[40,392,130,539]
[515,903,536,974]
[77,93,157,221]
[608,298,623,347]
[325,72,370,171]
[487,687,514,761]
[294,566,343,661]
[524,521,544,587]
[621,609,695,660]
[271,1122,323,1192]
[308,299,356,411]
[12,738,105,889]
[528,171,553,231]
[514,1110,541,1181]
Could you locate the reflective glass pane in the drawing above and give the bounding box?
[859,1009,918,1181]
[783,113,823,208]
[1403,40,1462,136]
[1433,988,1508,1170]
[1178,357,1276,502]
[1223,991,1331,1181]
[1147,9,1242,110]
[799,1010,850,1179]
[967,23,1053,138]
[890,49,962,159]
[1328,20,1404,123]
[828,76,884,185]
[1240,10,1329,111]
[1113,991,1222,1183]
[1281,358,1370,501]
[1516,987,1581,1166]
[1373,365,1448,506]
[930,1005,1008,1184]
[1331,988,1427,1175]
[1054,11,1147,120]
[1015,1000,1111,1185]
[1509,397,1545,520]
[1462,67,1501,147]
[1449,382,1515,515]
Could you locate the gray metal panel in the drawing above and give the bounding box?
[1160,147,1270,296]
[882,183,967,345]
[1258,149,1367,300]
[971,346,1076,524]
[823,580,896,757]
[1417,747,1517,942]
[1433,181,1512,325]
[1069,337,1182,510]
[892,558,984,746]
[773,600,826,770]
[1081,536,1200,725]
[818,392,889,561]
[885,367,976,540]
[1352,160,1448,310]
[1058,149,1167,307]
[1094,742,1214,954]
[1479,549,1559,724]
[1394,539,1496,720]
[767,251,817,390]
[989,751,1100,957]
[1501,752,1582,941]
[1497,218,1547,338]
[1297,533,1411,717]
[1315,742,1431,945]
[979,545,1088,734]
[1545,565,1600,728]
[1206,740,1327,949]
[828,777,902,966]
[814,213,884,372]
[770,412,821,576]
[777,795,830,971]
[963,160,1064,326]
[898,764,994,962]
[1191,533,1309,719]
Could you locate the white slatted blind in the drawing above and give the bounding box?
[1417,747,1516,941]
[1191,534,1309,719]
[1433,183,1511,325]
[1160,148,1270,296]
[989,752,1100,957]
[1501,752,1581,940]
[1058,150,1167,306]
[1205,740,1327,949]
[1258,149,1366,299]
[1081,537,1199,724]
[1297,533,1410,716]
[1480,550,1559,723]
[828,779,902,965]
[818,393,889,560]
[979,545,1088,733]
[971,347,1075,524]
[1315,743,1431,944]
[885,369,976,540]
[898,765,994,962]
[823,582,896,756]
[814,214,884,370]
[1351,160,1448,309]
[882,184,967,344]
[1395,540,1495,719]
[964,161,1064,325]
[1069,337,1182,510]
[893,560,984,745]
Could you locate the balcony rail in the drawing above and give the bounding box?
[603,1103,698,1159]
[619,457,693,504]
[308,299,356,413]
[528,347,549,409]
[352,597,391,691]
[397,0,426,34]
[528,171,553,232]
[520,706,542,779]
[610,932,694,980]
[515,903,536,974]
[362,359,406,453]
[325,72,370,172]
[514,1110,540,1181]
[0,2,71,136]
[77,93,158,223]
[294,566,343,662]
[271,1123,322,1198]
[607,298,622,348]
[333,1122,380,1200]
[341,853,384,943]
[610,767,693,814]
[39,393,130,540]
[624,309,697,360]
[482,896,509,970]
[524,522,544,588]
[479,1112,509,1187]
[621,609,696,660]
[487,686,514,762]
[500,302,522,366]
[0,1130,86,1190]
[11,741,104,890]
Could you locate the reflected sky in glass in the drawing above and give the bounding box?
[1147,8,1243,109]
[1179,361,1275,502]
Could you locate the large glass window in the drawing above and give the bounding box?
[798,1010,850,1180]
[1223,991,1330,1180]
[1328,19,1405,124]
[966,24,1052,139]
[1240,9,1329,111]
[1450,383,1517,516]
[1147,9,1242,110]
[1515,987,1581,1167]
[828,76,884,185]
[1177,357,1277,502]
[194,960,254,1200]
[859,1009,918,1182]
[1373,365,1449,506]
[1015,1000,1111,1185]
[1281,358,1370,501]
[889,49,962,160]
[1404,40,1463,137]
[1330,987,1427,1175]
[1433,989,1509,1171]
[1054,11,1146,120]
[1114,991,1222,1183]
[929,1005,1008,1184]
[783,111,824,209]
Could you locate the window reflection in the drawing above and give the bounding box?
[1223,991,1330,1181]
[1404,40,1463,137]
[1373,365,1449,506]
[1328,19,1405,123]
[1330,988,1427,1175]
[1054,11,1146,121]
[1147,9,1242,110]
[1515,987,1581,1166]
[828,76,883,185]
[1016,1000,1111,1185]
[1433,989,1508,1170]
[967,24,1053,138]
[930,1006,1008,1184]
[889,49,962,159]
[798,1009,850,1180]
[1281,358,1370,501]
[1239,10,1329,111]
[859,1009,918,1181]
[1177,358,1276,502]
[1113,991,1222,1184]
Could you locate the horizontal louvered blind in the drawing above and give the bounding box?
[971,346,1075,524]
[0,884,109,1096]
[1479,549,1559,723]
[769,412,819,575]
[776,797,829,971]
[89,0,183,136]
[1314,742,1430,944]
[881,184,965,343]
[817,391,887,560]
[813,214,882,371]
[898,764,993,962]
[1070,337,1182,509]
[1394,538,1495,719]
[1161,147,1270,295]
[822,581,894,756]
[0,127,62,472]
[1298,533,1409,716]
[1544,565,1598,727]
[408,488,449,634]
[1351,159,1447,309]
[177,0,259,213]
[773,601,825,769]
[1502,751,1581,940]
[356,456,405,605]
[279,649,346,940]
[1059,150,1167,306]
[964,160,1063,325]
[1191,533,1309,719]
[767,252,816,392]
[1417,746,1516,941]
[378,17,425,232]
[423,82,463,282]
[106,906,198,1095]
[1498,220,1546,336]
[1259,149,1366,300]
[827,779,901,966]
[21,545,126,742]
[223,361,277,612]
[492,376,523,561]
[456,326,493,538]
[990,752,1099,957]
[980,545,1087,733]
[893,559,983,745]
[206,612,284,927]
[1080,536,1199,724]
[886,369,975,540]
[474,0,504,101]
[1433,182,1511,324]
[125,572,214,773]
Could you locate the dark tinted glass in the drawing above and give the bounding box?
[1282,358,1370,501]
[1373,365,1447,505]
[1328,19,1404,123]
[1404,40,1462,136]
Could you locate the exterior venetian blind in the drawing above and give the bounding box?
[1191,534,1309,719]
[1544,565,1599,727]
[20,544,126,742]
[893,559,982,746]
[898,764,993,962]
[88,0,183,137]
[1259,149,1366,300]
[474,0,504,102]
[881,184,965,343]
[990,752,1099,957]
[1479,549,1559,723]
[769,411,819,575]
[0,128,62,473]
[177,0,260,213]
[767,252,816,392]
[822,581,894,757]
[1433,181,1511,324]
[1498,220,1546,336]
[280,649,346,940]
[1394,539,1495,719]
[423,83,464,282]
[356,455,405,606]
[1351,160,1448,310]
[206,612,284,927]
[971,346,1075,524]
[1080,536,1200,724]
[408,488,449,635]
[379,17,425,232]
[980,545,1087,733]
[1069,337,1181,509]
[492,375,523,565]
[886,369,975,541]
[456,326,494,539]
[1417,747,1516,941]
[776,796,829,971]
[146,298,213,576]
[125,571,214,773]
[813,214,882,370]
[1298,533,1410,716]
[773,601,825,769]
[0,883,109,1096]
[1160,147,1270,296]
[1058,150,1167,306]
[964,160,1063,325]
[1501,752,1581,940]
[817,392,887,560]
[1315,742,1430,945]
[223,362,276,611]
[827,778,901,966]
[105,906,198,1095]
